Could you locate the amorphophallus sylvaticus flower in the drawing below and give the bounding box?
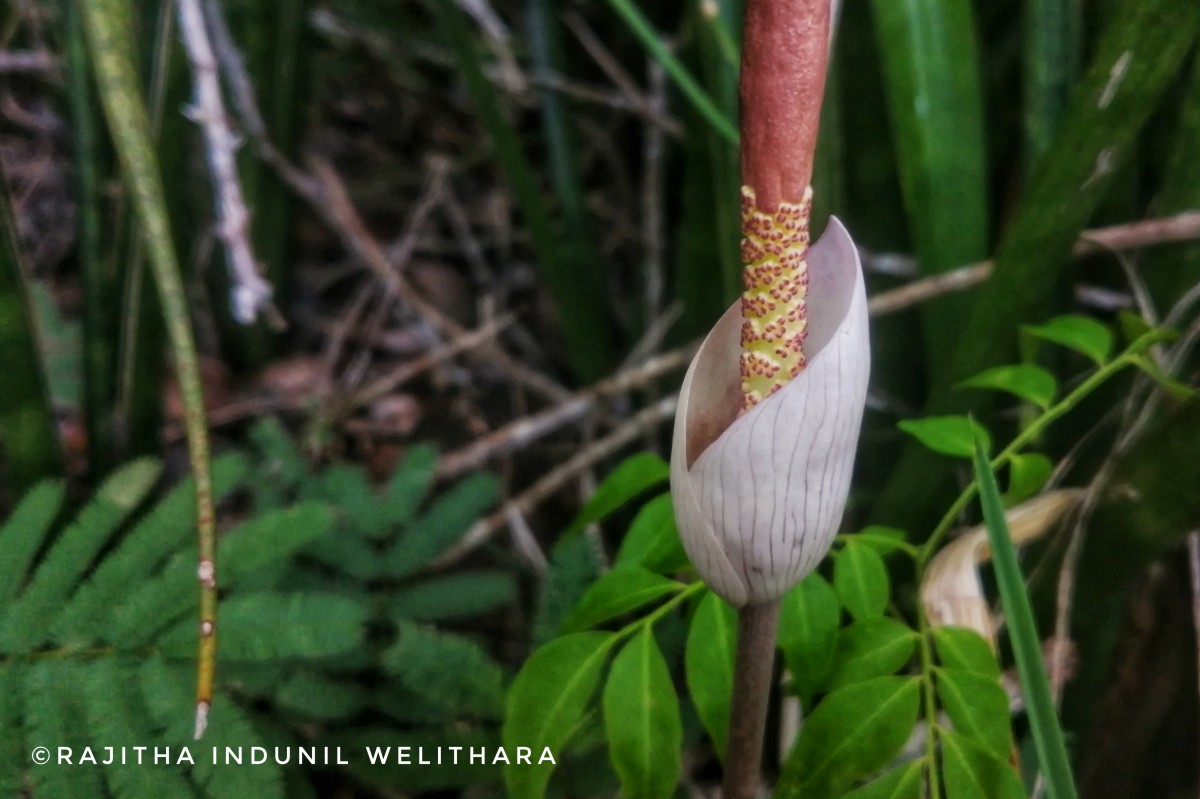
[670,0,868,609]
[670,218,869,606]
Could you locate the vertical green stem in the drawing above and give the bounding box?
[79,0,217,738]
[0,172,61,490]
[60,0,117,476]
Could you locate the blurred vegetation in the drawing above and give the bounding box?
[0,0,1198,796]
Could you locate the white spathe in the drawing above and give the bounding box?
[670,218,870,607]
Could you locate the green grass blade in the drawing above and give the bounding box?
[873,0,1200,531]
[1024,0,1082,166]
[673,0,741,340]
[525,0,604,339]
[0,171,61,489]
[971,434,1078,799]
[870,0,989,360]
[427,0,614,381]
[60,0,121,475]
[602,0,738,143]
[940,0,1200,390]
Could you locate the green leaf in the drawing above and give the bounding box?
[0,480,64,601]
[934,0,1200,390]
[936,668,1014,758]
[934,627,1002,678]
[382,622,506,720]
[685,591,736,759]
[828,617,917,691]
[615,494,689,575]
[109,503,334,644]
[1023,0,1082,165]
[972,434,1078,799]
[274,671,368,721]
[869,0,988,362]
[843,760,923,799]
[778,677,922,799]
[834,541,890,620]
[562,567,684,633]
[845,526,912,557]
[1024,315,1112,365]
[1006,453,1054,506]
[778,573,841,699]
[54,455,247,644]
[898,416,992,459]
[387,472,497,578]
[139,658,284,798]
[1130,354,1196,402]
[0,459,160,650]
[603,628,683,799]
[503,632,616,799]
[384,443,438,527]
[941,728,1026,799]
[318,464,388,539]
[158,592,368,661]
[958,364,1058,409]
[388,571,516,622]
[569,454,670,532]
[534,533,604,646]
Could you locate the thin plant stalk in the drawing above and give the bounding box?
[79,0,217,739]
[0,169,61,489]
[723,602,781,799]
[723,0,832,794]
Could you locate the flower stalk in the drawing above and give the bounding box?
[668,1,862,796]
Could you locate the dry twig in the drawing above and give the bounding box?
[436,344,695,480]
[866,210,1200,318]
[435,394,678,567]
[0,49,58,74]
[176,0,275,325]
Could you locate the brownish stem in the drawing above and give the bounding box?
[723,601,782,799]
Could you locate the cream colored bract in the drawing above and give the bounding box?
[670,219,870,606]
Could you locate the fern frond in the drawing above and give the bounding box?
[533,533,604,646]
[385,472,497,578]
[105,549,195,647]
[108,503,334,645]
[140,657,285,798]
[388,571,517,622]
[0,480,65,601]
[218,502,334,588]
[24,660,105,798]
[383,444,438,528]
[380,622,506,722]
[0,459,160,652]
[53,454,248,645]
[0,664,23,795]
[157,592,369,661]
[84,657,193,799]
[248,418,306,513]
[302,530,384,581]
[274,669,369,721]
[317,464,390,539]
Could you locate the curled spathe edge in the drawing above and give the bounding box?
[670,218,871,607]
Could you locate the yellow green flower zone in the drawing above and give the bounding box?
[738,184,812,409]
